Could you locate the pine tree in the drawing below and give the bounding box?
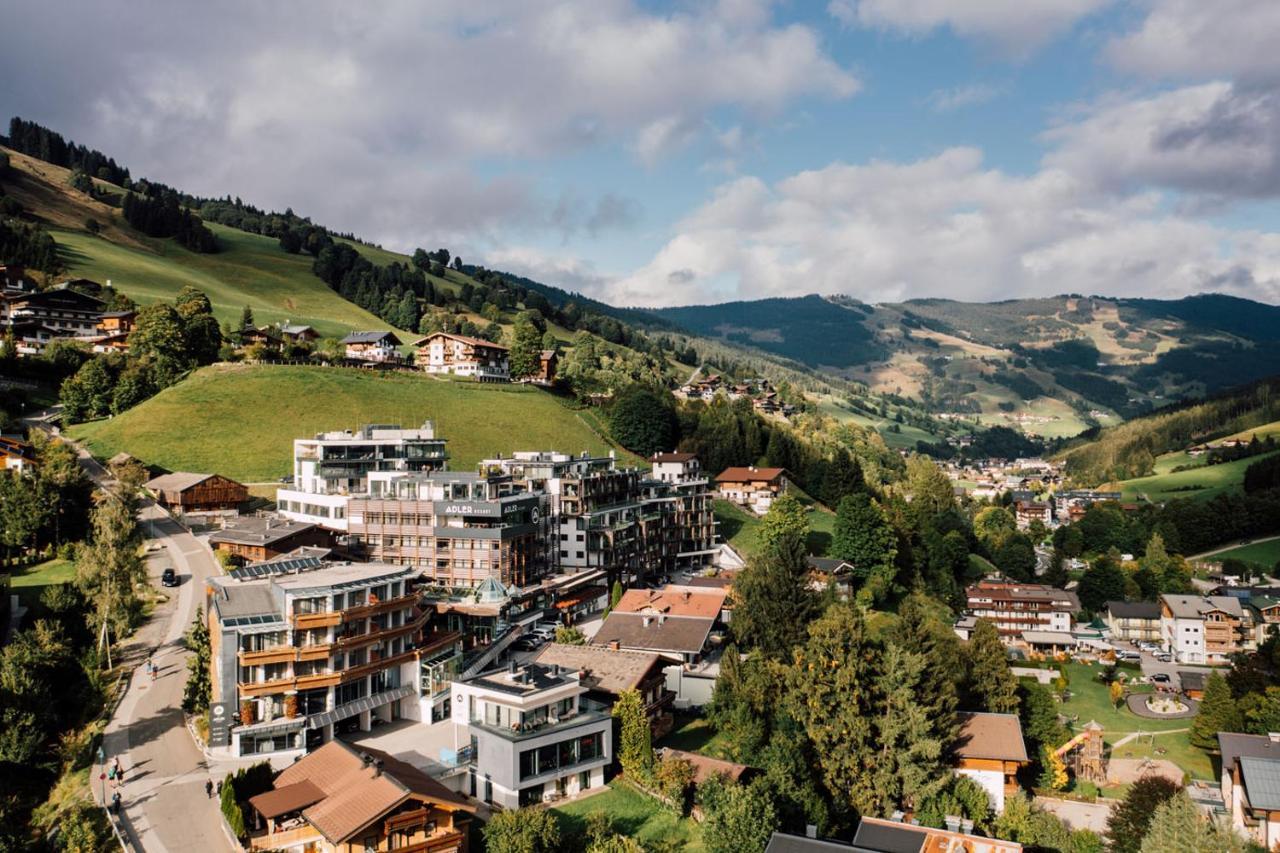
[732,526,817,658]
[613,689,653,781]
[1106,776,1181,853]
[829,494,897,602]
[965,619,1019,713]
[872,642,949,811]
[1139,791,1242,853]
[1190,671,1241,751]
[889,593,961,728]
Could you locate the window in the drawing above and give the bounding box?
[363,836,377,853]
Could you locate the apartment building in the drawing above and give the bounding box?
[207,557,457,758]
[964,579,1081,641]
[414,331,510,381]
[451,661,612,809]
[277,423,449,531]
[1160,593,1250,664]
[347,469,553,589]
[1105,600,1162,643]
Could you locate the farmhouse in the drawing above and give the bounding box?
[277,322,319,343]
[413,331,509,381]
[341,330,403,363]
[146,471,249,514]
[714,465,789,515]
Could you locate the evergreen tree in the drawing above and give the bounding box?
[1190,671,1241,751]
[829,494,897,602]
[701,781,778,853]
[821,449,864,505]
[1106,776,1181,853]
[183,607,211,713]
[732,510,817,658]
[872,642,949,811]
[240,305,254,330]
[888,592,961,727]
[1139,791,1242,853]
[613,688,653,781]
[607,385,677,456]
[965,619,1019,713]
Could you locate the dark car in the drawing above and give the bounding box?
[161,567,178,587]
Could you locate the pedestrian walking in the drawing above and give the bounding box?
[151,660,157,680]
[110,791,121,814]
[216,779,223,797]
[205,778,214,798]
[112,757,122,781]
[107,763,117,788]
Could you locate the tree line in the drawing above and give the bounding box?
[121,190,218,253]
[6,116,131,186]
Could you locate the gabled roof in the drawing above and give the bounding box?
[411,331,508,351]
[650,452,697,463]
[657,748,754,784]
[341,330,402,345]
[146,471,218,491]
[592,612,715,655]
[208,516,319,547]
[1241,757,1280,812]
[715,466,787,484]
[1162,593,1244,619]
[807,556,856,575]
[265,741,472,844]
[1106,600,1161,619]
[1220,732,1280,770]
[614,585,727,619]
[952,711,1029,763]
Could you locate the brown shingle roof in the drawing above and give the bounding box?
[952,711,1029,763]
[650,452,697,463]
[249,779,326,819]
[146,471,216,492]
[264,741,473,844]
[592,612,714,656]
[411,331,509,351]
[614,585,727,619]
[532,643,664,695]
[714,466,786,484]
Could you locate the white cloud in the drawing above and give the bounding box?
[610,148,1280,307]
[927,83,1007,113]
[1043,82,1280,200]
[1108,0,1280,84]
[483,246,612,298]
[1,1,856,252]
[830,0,1109,53]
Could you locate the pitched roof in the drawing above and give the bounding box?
[952,711,1029,763]
[145,471,216,492]
[650,452,697,463]
[341,330,402,345]
[715,466,787,484]
[592,612,715,656]
[531,643,663,695]
[1220,732,1280,770]
[1106,600,1161,619]
[411,331,508,351]
[1241,757,1280,811]
[764,833,858,853]
[266,741,472,844]
[852,817,1023,853]
[614,585,727,619]
[249,779,326,819]
[657,748,754,784]
[807,556,856,574]
[1162,593,1244,619]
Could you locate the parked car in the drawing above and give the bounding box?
[1117,651,1140,662]
[1150,673,1171,684]
[160,567,178,587]
[1155,652,1174,663]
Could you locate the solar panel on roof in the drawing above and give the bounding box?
[230,555,325,580]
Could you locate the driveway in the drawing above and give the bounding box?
[1036,796,1114,834]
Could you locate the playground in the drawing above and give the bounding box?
[1026,662,1212,785]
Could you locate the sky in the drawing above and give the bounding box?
[4,0,1280,307]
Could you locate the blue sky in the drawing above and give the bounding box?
[4,1,1279,306]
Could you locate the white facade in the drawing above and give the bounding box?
[419,334,510,381]
[1163,614,1205,664]
[955,767,1008,813]
[276,489,350,533]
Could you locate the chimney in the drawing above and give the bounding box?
[608,640,620,651]
[960,819,974,835]
[890,810,905,823]
[642,616,652,628]
[944,815,961,834]
[550,664,560,676]
[361,752,373,767]
[683,591,691,603]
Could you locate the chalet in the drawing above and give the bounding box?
[1160,593,1250,664]
[592,584,727,665]
[277,323,319,343]
[240,325,283,349]
[413,331,509,381]
[341,330,403,363]
[90,331,130,353]
[1013,499,1050,529]
[533,642,674,735]
[208,516,332,565]
[5,320,60,355]
[1105,600,1161,643]
[245,741,475,853]
[964,579,1080,642]
[0,437,36,473]
[96,310,135,336]
[951,711,1028,813]
[0,286,104,337]
[1220,732,1280,850]
[714,466,789,515]
[146,472,249,514]
[0,263,28,292]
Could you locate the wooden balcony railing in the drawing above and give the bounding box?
[342,593,418,622]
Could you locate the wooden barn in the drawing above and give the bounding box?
[146,472,248,513]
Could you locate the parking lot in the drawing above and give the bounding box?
[1108,639,1217,691]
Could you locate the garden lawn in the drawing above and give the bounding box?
[9,557,76,608]
[70,364,641,482]
[713,499,836,559]
[552,780,703,851]
[657,712,735,760]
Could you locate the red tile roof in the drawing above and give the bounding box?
[714,466,786,484]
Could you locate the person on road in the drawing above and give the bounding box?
[107,764,117,788]
[205,779,213,799]
[110,791,121,814]
[112,757,122,781]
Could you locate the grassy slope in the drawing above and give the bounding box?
[552,781,703,851]
[1211,539,1280,568]
[69,364,640,481]
[1107,449,1280,503]
[713,498,835,558]
[54,225,404,340]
